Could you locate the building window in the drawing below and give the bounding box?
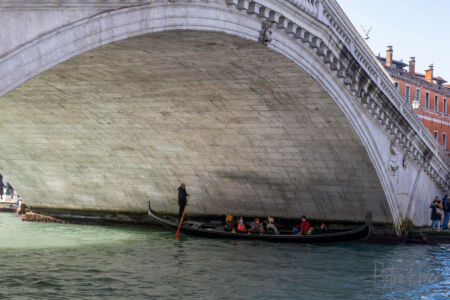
[426,92,430,109]
[434,131,438,140]
[434,95,439,112]
[394,82,399,91]
[416,88,420,102]
[443,133,447,150]
[405,86,410,102]
[444,99,447,114]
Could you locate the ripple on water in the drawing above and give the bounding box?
[0,213,158,249]
[0,213,449,299]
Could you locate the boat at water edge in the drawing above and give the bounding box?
[147,202,372,243]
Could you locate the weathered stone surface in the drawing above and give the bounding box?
[0,0,447,226]
[0,31,389,222]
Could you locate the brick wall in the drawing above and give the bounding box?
[393,78,450,152]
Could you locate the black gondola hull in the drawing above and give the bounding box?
[147,202,372,243]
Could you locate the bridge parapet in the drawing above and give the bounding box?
[0,0,151,9]
[241,0,449,190]
[1,1,447,189]
[0,0,447,224]
[320,1,449,185]
[321,0,449,191]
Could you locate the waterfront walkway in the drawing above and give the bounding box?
[408,228,450,244]
[0,197,18,204]
[0,195,20,211]
[0,195,19,204]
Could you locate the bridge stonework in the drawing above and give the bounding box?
[0,0,448,226]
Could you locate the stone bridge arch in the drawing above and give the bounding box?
[0,0,447,225]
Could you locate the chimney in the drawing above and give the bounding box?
[425,64,434,83]
[409,57,415,75]
[386,46,393,67]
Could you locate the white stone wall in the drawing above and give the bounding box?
[0,0,446,225]
[0,31,390,222]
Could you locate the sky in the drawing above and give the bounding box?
[337,0,450,81]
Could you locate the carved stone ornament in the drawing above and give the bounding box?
[402,153,411,169]
[259,20,273,45]
[390,138,399,155]
[388,139,401,175]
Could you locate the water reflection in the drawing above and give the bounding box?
[0,213,448,299]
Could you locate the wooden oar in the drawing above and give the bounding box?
[175,204,187,239]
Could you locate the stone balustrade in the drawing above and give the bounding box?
[0,0,447,226]
[227,0,448,190]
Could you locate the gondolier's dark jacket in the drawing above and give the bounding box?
[178,187,188,207]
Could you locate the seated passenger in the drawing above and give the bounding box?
[15,196,22,214]
[233,218,240,232]
[224,214,234,232]
[266,217,279,235]
[317,222,327,234]
[293,216,310,235]
[237,217,247,232]
[306,227,314,235]
[249,218,262,234]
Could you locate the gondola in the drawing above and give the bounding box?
[147,202,372,243]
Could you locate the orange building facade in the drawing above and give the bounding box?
[378,46,450,155]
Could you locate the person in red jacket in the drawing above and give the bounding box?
[237,217,247,232]
[293,216,310,235]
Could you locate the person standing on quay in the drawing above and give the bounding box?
[0,174,4,200]
[430,196,443,231]
[10,184,14,200]
[177,183,190,224]
[442,195,449,230]
[6,182,11,197]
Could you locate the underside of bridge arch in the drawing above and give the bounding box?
[0,30,392,223]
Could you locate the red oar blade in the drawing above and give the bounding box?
[174,205,187,239]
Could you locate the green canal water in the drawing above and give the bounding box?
[0,213,448,300]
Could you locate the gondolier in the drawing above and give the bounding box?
[177,183,190,224]
[147,202,373,243]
